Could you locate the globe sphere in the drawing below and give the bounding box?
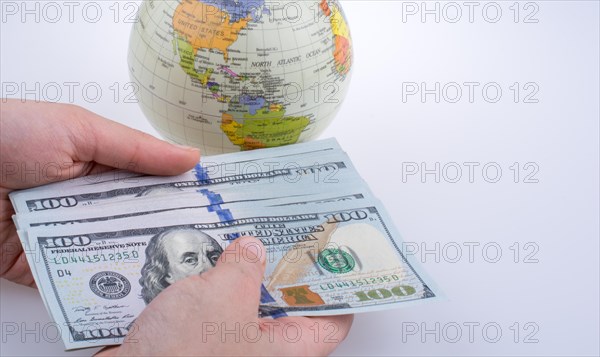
[128,0,352,154]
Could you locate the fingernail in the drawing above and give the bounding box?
[174,143,200,152]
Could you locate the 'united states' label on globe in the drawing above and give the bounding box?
[128,0,353,154]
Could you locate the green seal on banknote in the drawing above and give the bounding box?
[318,248,355,274]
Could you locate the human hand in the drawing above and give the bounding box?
[97,236,353,356]
[0,99,200,286]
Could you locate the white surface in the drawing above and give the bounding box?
[1,1,599,356]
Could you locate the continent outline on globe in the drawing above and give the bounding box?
[128,0,353,154]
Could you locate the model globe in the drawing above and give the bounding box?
[128,0,352,154]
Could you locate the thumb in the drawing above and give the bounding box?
[74,106,200,175]
[203,236,267,318]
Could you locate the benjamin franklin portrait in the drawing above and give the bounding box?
[139,228,223,304]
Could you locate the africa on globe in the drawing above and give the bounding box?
[128,0,353,154]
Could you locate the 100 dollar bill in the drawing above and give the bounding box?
[15,188,370,230]
[26,200,436,350]
[11,155,357,214]
[9,139,350,214]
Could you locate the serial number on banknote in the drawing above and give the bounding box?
[50,251,140,265]
[319,274,403,291]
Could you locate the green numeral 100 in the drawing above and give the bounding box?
[355,285,416,302]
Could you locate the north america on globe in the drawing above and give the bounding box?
[128,0,353,154]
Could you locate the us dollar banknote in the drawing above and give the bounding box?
[15,188,370,230]
[25,200,436,350]
[9,139,353,214]
[14,188,371,309]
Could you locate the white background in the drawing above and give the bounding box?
[1,0,599,355]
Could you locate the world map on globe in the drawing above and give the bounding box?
[128,0,353,154]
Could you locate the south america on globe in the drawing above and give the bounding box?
[128,0,353,154]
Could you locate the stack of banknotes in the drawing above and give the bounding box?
[10,138,437,350]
